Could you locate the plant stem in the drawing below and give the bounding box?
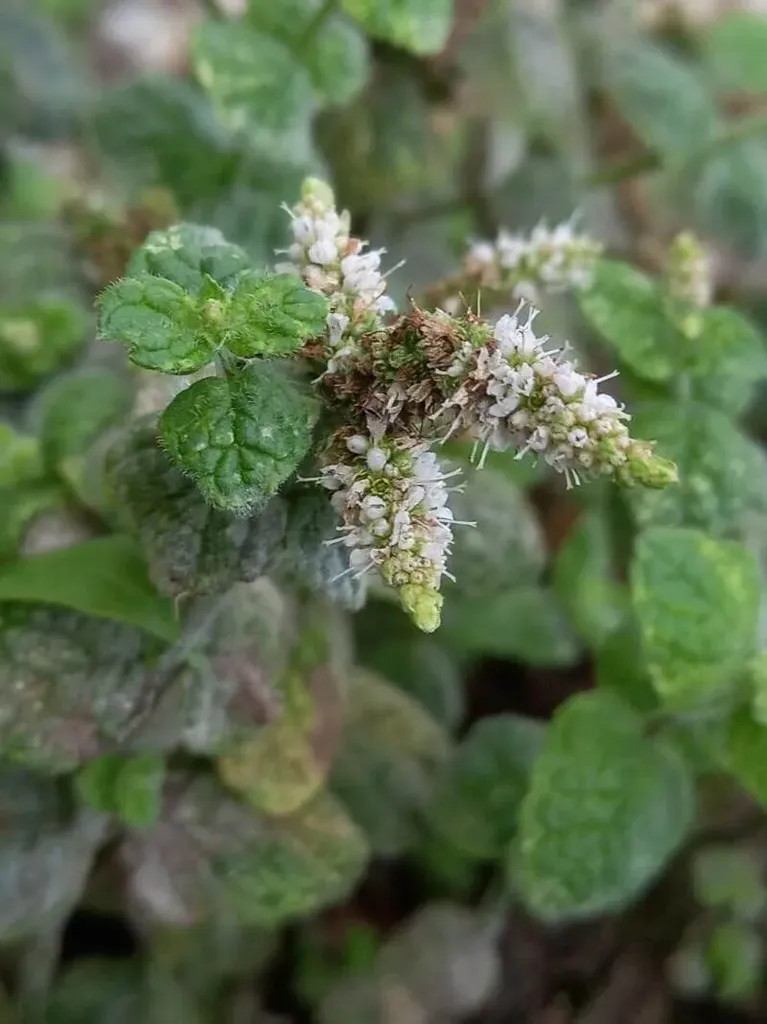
[583,110,767,190]
[297,0,338,49]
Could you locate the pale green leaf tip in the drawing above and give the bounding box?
[399,584,443,634]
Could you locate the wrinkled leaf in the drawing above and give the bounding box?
[515,691,695,920]
[627,401,767,536]
[702,12,767,94]
[632,528,760,711]
[76,753,166,829]
[128,223,252,293]
[98,274,224,374]
[225,272,328,357]
[159,364,318,513]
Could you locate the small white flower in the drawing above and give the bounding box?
[366,447,389,472]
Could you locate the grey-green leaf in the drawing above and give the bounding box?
[159,365,318,513]
[341,0,454,56]
[514,691,695,921]
[632,527,760,711]
[98,274,223,374]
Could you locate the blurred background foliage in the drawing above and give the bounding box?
[6,0,767,1021]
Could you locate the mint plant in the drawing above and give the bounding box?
[4,0,767,1019]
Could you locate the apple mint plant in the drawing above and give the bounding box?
[4,0,767,1018]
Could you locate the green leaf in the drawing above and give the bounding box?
[627,401,767,536]
[217,600,347,816]
[442,586,580,668]
[37,367,134,476]
[687,305,767,412]
[246,0,370,106]
[0,535,179,642]
[191,20,313,148]
[0,296,86,391]
[720,708,767,807]
[275,486,368,610]
[98,274,224,374]
[105,421,288,597]
[632,528,760,711]
[603,41,719,157]
[0,767,105,942]
[702,12,767,94]
[706,921,763,1002]
[0,422,44,486]
[341,0,454,55]
[692,139,767,260]
[514,691,695,921]
[76,753,165,828]
[159,364,318,514]
[595,621,660,714]
[225,272,328,357]
[0,481,64,560]
[553,508,627,648]
[429,715,544,861]
[356,615,464,728]
[122,778,368,928]
[692,845,767,921]
[331,669,449,856]
[127,222,252,293]
[578,260,678,382]
[446,466,546,598]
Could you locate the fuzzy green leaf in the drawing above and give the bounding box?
[0,422,44,487]
[0,296,86,391]
[128,222,252,293]
[595,621,660,714]
[98,274,224,374]
[706,921,763,1002]
[159,365,318,513]
[0,481,64,560]
[627,401,767,536]
[76,753,165,829]
[515,691,695,921]
[226,272,328,357]
[104,420,288,598]
[37,367,134,476]
[632,528,760,711]
[720,708,767,807]
[0,535,179,642]
[429,715,544,860]
[578,260,679,382]
[341,0,454,55]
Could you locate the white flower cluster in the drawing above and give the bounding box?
[462,219,602,305]
[443,304,637,489]
[318,432,466,632]
[277,178,396,372]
